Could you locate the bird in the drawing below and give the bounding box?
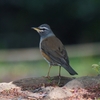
[31,24,78,78]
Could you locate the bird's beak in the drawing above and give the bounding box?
[31,27,41,33]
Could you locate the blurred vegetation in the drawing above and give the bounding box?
[92,63,100,74]
[0,0,100,49]
[0,55,100,82]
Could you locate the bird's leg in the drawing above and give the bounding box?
[46,65,52,78]
[58,66,61,77]
[58,66,61,85]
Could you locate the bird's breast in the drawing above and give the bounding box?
[40,50,51,63]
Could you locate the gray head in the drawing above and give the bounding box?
[32,24,55,38]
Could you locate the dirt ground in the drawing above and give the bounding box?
[0,75,100,100]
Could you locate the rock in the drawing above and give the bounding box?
[65,75,100,89]
[47,87,71,99]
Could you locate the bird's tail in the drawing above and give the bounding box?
[62,64,78,75]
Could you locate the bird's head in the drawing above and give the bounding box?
[31,24,55,38]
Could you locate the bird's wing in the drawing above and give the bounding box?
[41,36,69,65]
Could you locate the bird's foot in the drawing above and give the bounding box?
[43,75,53,83]
[43,75,51,79]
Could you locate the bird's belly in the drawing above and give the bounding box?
[40,50,60,66]
[43,56,50,64]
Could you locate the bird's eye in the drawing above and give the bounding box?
[42,28,46,30]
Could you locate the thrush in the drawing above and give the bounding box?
[32,24,78,77]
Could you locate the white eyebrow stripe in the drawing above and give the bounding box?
[39,27,49,30]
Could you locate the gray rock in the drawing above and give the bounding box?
[65,75,100,89]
